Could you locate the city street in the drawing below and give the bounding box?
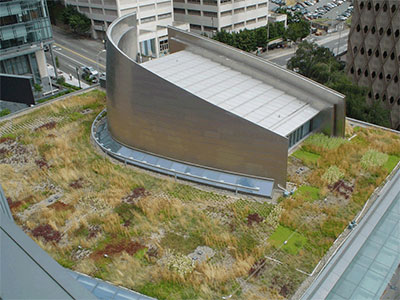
[47,26,106,78]
[47,14,350,76]
[262,28,349,67]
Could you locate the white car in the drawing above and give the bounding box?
[82,66,99,78]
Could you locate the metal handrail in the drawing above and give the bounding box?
[91,110,261,193]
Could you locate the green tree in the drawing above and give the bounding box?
[213,22,287,52]
[287,41,341,83]
[61,5,77,25]
[68,13,91,35]
[327,72,390,127]
[255,27,268,47]
[284,20,310,43]
[287,41,390,128]
[61,5,91,35]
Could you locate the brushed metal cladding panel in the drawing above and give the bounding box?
[106,13,288,186]
[168,27,346,137]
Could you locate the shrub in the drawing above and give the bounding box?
[0,109,11,117]
[57,76,65,85]
[34,83,42,92]
[322,166,344,184]
[361,149,388,169]
[304,133,347,150]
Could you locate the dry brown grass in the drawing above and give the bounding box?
[2,91,399,300]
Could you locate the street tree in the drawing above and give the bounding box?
[287,41,390,127]
[61,5,91,36]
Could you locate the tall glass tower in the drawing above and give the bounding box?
[0,0,53,85]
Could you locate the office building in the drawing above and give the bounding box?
[0,0,53,87]
[64,0,189,58]
[347,0,400,129]
[172,0,269,35]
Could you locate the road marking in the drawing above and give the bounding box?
[80,47,90,54]
[67,64,75,69]
[53,50,86,67]
[54,42,105,68]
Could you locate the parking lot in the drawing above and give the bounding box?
[270,0,353,21]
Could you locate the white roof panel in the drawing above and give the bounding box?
[142,51,321,137]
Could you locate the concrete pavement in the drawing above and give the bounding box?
[47,64,90,89]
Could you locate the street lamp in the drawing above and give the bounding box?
[96,49,106,79]
[75,66,81,88]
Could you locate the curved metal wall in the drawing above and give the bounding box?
[106,13,288,186]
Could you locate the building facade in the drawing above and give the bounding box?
[347,0,400,129]
[172,0,269,35]
[0,0,53,86]
[102,12,345,196]
[64,0,188,58]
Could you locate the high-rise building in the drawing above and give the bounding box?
[63,0,189,58]
[172,0,269,35]
[0,0,53,87]
[347,0,400,129]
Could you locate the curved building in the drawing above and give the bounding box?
[102,12,345,197]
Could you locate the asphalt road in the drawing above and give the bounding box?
[47,21,349,75]
[46,26,106,77]
[262,28,349,67]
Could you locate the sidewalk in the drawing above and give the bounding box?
[47,64,90,89]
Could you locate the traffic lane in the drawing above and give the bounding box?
[52,26,105,61]
[46,46,105,81]
[47,52,83,77]
[265,32,349,66]
[52,44,106,72]
[269,53,293,67]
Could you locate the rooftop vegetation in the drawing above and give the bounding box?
[1,90,399,299]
